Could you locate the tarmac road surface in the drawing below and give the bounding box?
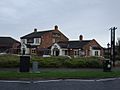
[0,78,120,90]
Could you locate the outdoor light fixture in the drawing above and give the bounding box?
[107,43,110,58]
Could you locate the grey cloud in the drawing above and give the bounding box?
[0,0,120,47]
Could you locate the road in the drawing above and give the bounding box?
[0,79,120,90]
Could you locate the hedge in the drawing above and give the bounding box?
[0,54,103,68]
[0,54,19,68]
[63,57,103,68]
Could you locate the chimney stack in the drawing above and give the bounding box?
[54,25,58,30]
[34,28,37,32]
[79,35,83,41]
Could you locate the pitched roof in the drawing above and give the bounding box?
[21,30,53,39]
[68,40,91,49]
[57,41,68,48]
[57,40,91,49]
[0,37,20,47]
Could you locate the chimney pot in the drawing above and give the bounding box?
[34,28,37,32]
[79,35,83,41]
[54,25,58,30]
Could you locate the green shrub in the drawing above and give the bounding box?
[32,56,70,68]
[0,55,103,68]
[64,59,86,68]
[84,59,102,68]
[0,54,19,68]
[64,57,103,68]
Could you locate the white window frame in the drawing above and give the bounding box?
[74,50,79,56]
[35,38,41,44]
[92,50,100,56]
[33,38,41,45]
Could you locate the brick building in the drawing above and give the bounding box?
[0,37,20,54]
[51,35,104,57]
[20,25,69,55]
[21,25,103,57]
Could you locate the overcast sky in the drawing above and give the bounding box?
[0,0,120,47]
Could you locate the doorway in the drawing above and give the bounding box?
[53,48,60,56]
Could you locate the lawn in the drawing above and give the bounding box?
[0,71,120,80]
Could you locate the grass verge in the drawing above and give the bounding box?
[0,71,120,80]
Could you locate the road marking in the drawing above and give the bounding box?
[96,78,117,82]
[0,80,31,83]
[33,79,63,83]
[33,78,117,83]
[0,78,119,83]
[64,79,95,82]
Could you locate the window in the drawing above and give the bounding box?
[27,38,34,43]
[95,51,99,56]
[21,39,27,44]
[62,50,68,55]
[32,49,36,53]
[35,38,41,44]
[52,38,56,43]
[79,50,85,56]
[74,50,79,56]
[65,50,68,55]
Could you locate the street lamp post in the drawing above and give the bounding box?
[107,43,110,58]
[109,27,117,67]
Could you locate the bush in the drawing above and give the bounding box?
[64,57,103,68]
[32,56,70,68]
[31,56,103,68]
[0,54,19,68]
[0,55,103,68]
[64,59,86,68]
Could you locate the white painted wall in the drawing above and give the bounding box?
[62,50,65,56]
[60,49,67,56]
[59,49,62,56]
[21,39,27,44]
[21,44,30,55]
[51,43,61,56]
[21,38,41,46]
[26,48,30,54]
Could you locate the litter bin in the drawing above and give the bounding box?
[32,61,38,73]
[103,59,112,72]
[19,55,30,72]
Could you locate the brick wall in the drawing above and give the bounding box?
[83,39,103,56]
[39,29,68,49]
